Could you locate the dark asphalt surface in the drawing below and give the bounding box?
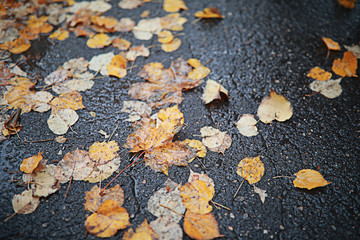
[1,0,360,239]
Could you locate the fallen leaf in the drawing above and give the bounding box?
[118,0,143,9]
[55,136,67,143]
[3,77,36,113]
[194,7,224,19]
[32,91,54,113]
[331,51,358,77]
[188,170,214,187]
[89,141,120,165]
[148,186,185,223]
[133,18,162,40]
[141,10,150,18]
[91,15,118,32]
[179,180,214,214]
[161,38,181,52]
[54,149,94,183]
[338,0,356,8]
[163,0,188,12]
[126,45,150,61]
[307,67,332,81]
[20,152,43,174]
[49,28,69,41]
[30,164,60,197]
[85,199,130,238]
[237,155,264,184]
[84,157,121,183]
[121,100,152,122]
[50,91,84,111]
[86,33,112,49]
[12,190,40,215]
[84,185,124,213]
[321,37,341,51]
[89,52,115,76]
[112,37,131,50]
[344,44,360,59]
[26,15,53,35]
[200,126,231,154]
[180,139,207,162]
[202,79,229,104]
[47,108,79,135]
[107,54,127,78]
[236,114,258,137]
[123,219,158,240]
[309,78,342,99]
[253,185,268,204]
[150,216,183,240]
[0,38,31,54]
[257,89,293,124]
[187,59,211,81]
[157,30,174,44]
[115,18,136,32]
[293,169,331,190]
[183,211,223,240]
[160,13,187,31]
[44,69,68,86]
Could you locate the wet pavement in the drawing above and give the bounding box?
[1,0,360,239]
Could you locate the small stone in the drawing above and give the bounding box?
[230,213,235,219]
[142,179,146,184]
[228,226,233,231]
[243,213,248,219]
[298,206,303,211]
[130,214,135,218]
[280,225,284,230]
[263,230,268,234]
[42,223,48,228]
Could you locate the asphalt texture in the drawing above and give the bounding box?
[1,0,360,239]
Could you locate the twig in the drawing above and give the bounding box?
[147,44,161,49]
[233,179,245,198]
[64,177,73,198]
[159,204,186,218]
[305,91,320,97]
[132,159,145,167]
[202,58,213,66]
[196,157,207,169]
[191,18,201,24]
[272,175,295,179]
[210,200,231,211]
[24,138,55,143]
[107,125,118,142]
[3,213,16,222]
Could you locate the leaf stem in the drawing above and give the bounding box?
[233,179,245,198]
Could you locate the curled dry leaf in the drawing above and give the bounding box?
[12,190,40,215]
[55,136,67,143]
[257,89,293,124]
[332,51,358,77]
[309,78,342,99]
[89,52,115,76]
[148,186,185,223]
[236,114,258,137]
[163,0,188,12]
[237,155,264,184]
[200,126,231,154]
[121,100,152,122]
[321,37,341,51]
[307,67,332,81]
[54,149,94,183]
[84,157,121,183]
[150,216,183,240]
[85,200,130,238]
[123,219,159,240]
[84,185,124,213]
[89,140,120,165]
[183,211,223,240]
[194,7,224,19]
[107,54,127,78]
[47,108,79,135]
[20,152,43,174]
[179,180,214,214]
[253,185,268,204]
[202,79,229,104]
[293,169,331,190]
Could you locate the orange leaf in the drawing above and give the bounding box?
[85,200,130,238]
[84,185,124,213]
[307,67,332,81]
[293,169,331,190]
[107,55,127,78]
[0,38,31,54]
[237,155,264,184]
[86,33,112,49]
[89,141,120,165]
[321,37,341,51]
[183,211,223,240]
[50,91,85,111]
[163,0,188,13]
[20,152,43,174]
[338,0,356,8]
[4,77,35,113]
[112,37,131,50]
[91,15,118,31]
[123,219,158,240]
[19,28,38,40]
[194,7,224,19]
[332,51,358,77]
[179,180,214,214]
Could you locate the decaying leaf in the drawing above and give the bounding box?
[150,216,183,240]
[194,7,224,19]
[148,185,185,223]
[12,190,40,215]
[112,37,131,50]
[123,219,159,240]
[257,89,293,124]
[85,200,130,238]
[47,108,79,135]
[161,13,187,31]
[163,0,188,12]
[179,180,214,214]
[126,45,150,61]
[293,169,331,190]
[307,67,332,81]
[84,185,124,213]
[236,114,258,137]
[321,37,341,51]
[237,155,264,184]
[332,51,358,77]
[84,157,121,183]
[50,91,85,111]
[338,0,356,9]
[202,79,229,104]
[89,52,115,76]
[54,149,94,183]
[86,33,112,48]
[200,126,231,154]
[121,101,152,122]
[253,185,268,204]
[183,211,223,240]
[344,44,360,59]
[89,141,120,165]
[107,54,127,78]
[133,18,162,40]
[30,164,60,197]
[309,78,342,99]
[20,152,43,174]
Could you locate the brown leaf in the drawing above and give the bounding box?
[84,185,124,213]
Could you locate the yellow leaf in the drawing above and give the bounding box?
[84,185,124,213]
[332,51,358,77]
[307,67,332,81]
[50,91,85,111]
[49,28,69,41]
[112,37,131,50]
[293,169,331,190]
[160,13,187,31]
[86,33,112,49]
[163,0,188,12]
[194,7,224,19]
[0,38,31,54]
[187,59,210,81]
[179,180,214,214]
[183,211,223,240]
[85,200,130,238]
[89,141,120,165]
[123,219,158,240]
[5,77,35,113]
[321,37,341,51]
[107,55,127,78]
[237,155,264,184]
[20,152,43,174]
[180,139,207,162]
[157,30,174,44]
[84,157,121,183]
